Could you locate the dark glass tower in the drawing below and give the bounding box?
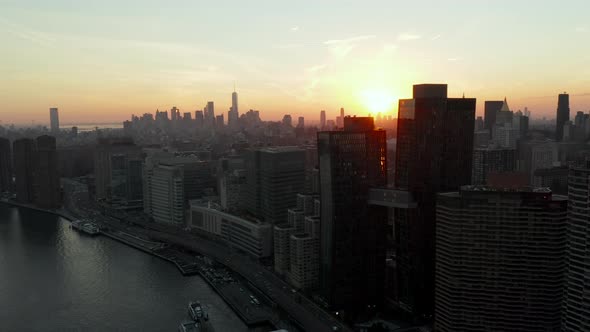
[0,137,12,193]
[484,100,503,136]
[35,135,61,208]
[556,93,570,141]
[318,117,387,317]
[13,138,37,204]
[393,84,475,317]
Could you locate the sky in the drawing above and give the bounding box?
[1,0,589,125]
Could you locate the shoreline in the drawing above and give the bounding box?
[0,200,277,329]
[0,199,75,222]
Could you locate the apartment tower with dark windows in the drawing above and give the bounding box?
[35,135,61,208]
[246,147,306,224]
[0,137,12,193]
[318,116,388,317]
[393,84,475,317]
[13,138,37,204]
[435,186,567,332]
[562,159,590,331]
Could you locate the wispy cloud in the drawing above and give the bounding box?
[323,35,376,57]
[290,26,299,32]
[397,33,421,41]
[447,57,462,62]
[0,20,57,48]
[431,34,442,40]
[575,26,588,33]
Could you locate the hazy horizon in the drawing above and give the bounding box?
[2,0,589,125]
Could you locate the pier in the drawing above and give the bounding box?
[96,227,278,328]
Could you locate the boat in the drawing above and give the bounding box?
[71,219,100,236]
[178,320,200,332]
[81,223,100,235]
[188,301,209,321]
[71,220,84,230]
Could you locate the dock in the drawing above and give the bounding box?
[97,228,277,327]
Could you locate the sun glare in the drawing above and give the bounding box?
[359,88,396,116]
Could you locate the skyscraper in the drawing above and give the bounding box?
[49,107,59,133]
[297,116,304,128]
[149,164,184,224]
[393,84,475,316]
[232,89,238,113]
[318,117,387,315]
[471,145,516,185]
[320,110,326,129]
[435,185,567,332]
[229,89,239,128]
[195,111,204,127]
[13,138,37,204]
[282,114,293,127]
[94,137,143,208]
[562,160,590,331]
[35,135,60,208]
[246,147,306,224]
[556,92,570,141]
[0,137,12,193]
[484,100,503,136]
[336,108,345,128]
[205,101,215,125]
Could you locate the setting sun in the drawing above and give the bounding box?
[359,88,397,116]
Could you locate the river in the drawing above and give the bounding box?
[0,204,246,331]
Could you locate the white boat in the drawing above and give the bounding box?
[71,220,100,235]
[81,223,100,235]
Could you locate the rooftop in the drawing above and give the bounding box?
[461,185,551,193]
[258,146,303,153]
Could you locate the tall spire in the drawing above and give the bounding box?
[500,97,510,112]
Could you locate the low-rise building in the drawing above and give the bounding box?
[189,200,272,259]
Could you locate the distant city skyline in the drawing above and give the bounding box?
[2,1,590,124]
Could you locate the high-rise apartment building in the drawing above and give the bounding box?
[472,145,516,185]
[556,93,570,141]
[144,152,215,219]
[246,147,306,224]
[149,164,184,224]
[94,137,143,208]
[320,110,326,129]
[318,116,387,315]
[273,193,320,291]
[13,138,37,203]
[35,135,60,208]
[562,160,590,331]
[393,84,475,316]
[49,107,59,134]
[0,137,12,193]
[435,186,567,332]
